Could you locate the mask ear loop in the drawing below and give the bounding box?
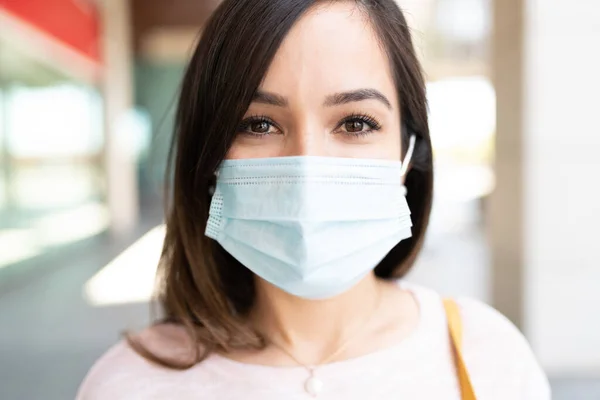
[400,135,416,177]
[399,135,416,196]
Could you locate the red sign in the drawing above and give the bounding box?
[0,0,101,62]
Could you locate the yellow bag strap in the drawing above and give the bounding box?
[443,299,477,400]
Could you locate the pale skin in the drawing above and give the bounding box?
[223,2,421,367]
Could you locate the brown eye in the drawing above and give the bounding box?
[345,120,365,133]
[337,114,381,137]
[238,116,280,137]
[251,121,270,134]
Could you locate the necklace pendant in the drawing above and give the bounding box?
[304,373,324,397]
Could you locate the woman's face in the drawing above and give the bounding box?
[227,2,402,161]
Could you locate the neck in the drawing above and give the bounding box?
[250,273,382,364]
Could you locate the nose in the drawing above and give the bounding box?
[281,125,328,157]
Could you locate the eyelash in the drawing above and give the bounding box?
[237,115,278,137]
[237,113,383,136]
[338,113,382,135]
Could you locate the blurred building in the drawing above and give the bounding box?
[0,1,105,274]
[0,0,221,284]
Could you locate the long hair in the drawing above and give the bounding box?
[130,0,433,369]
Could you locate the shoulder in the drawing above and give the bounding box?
[76,324,202,400]
[400,282,550,399]
[454,297,551,399]
[76,340,146,400]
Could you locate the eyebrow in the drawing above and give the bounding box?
[253,91,288,107]
[324,89,392,109]
[252,88,392,109]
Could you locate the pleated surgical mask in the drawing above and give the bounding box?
[205,136,416,299]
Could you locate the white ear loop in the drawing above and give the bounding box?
[399,135,416,196]
[400,135,416,177]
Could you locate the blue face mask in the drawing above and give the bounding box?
[205,136,416,299]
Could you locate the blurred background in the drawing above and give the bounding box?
[0,0,598,399]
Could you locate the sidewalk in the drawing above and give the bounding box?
[0,206,162,400]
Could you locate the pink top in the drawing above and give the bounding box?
[76,283,550,399]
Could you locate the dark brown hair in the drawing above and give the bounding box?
[130,0,433,369]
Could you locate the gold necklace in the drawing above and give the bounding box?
[266,288,383,398]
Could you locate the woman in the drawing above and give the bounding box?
[78,0,550,398]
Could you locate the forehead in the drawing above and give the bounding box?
[260,2,397,103]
